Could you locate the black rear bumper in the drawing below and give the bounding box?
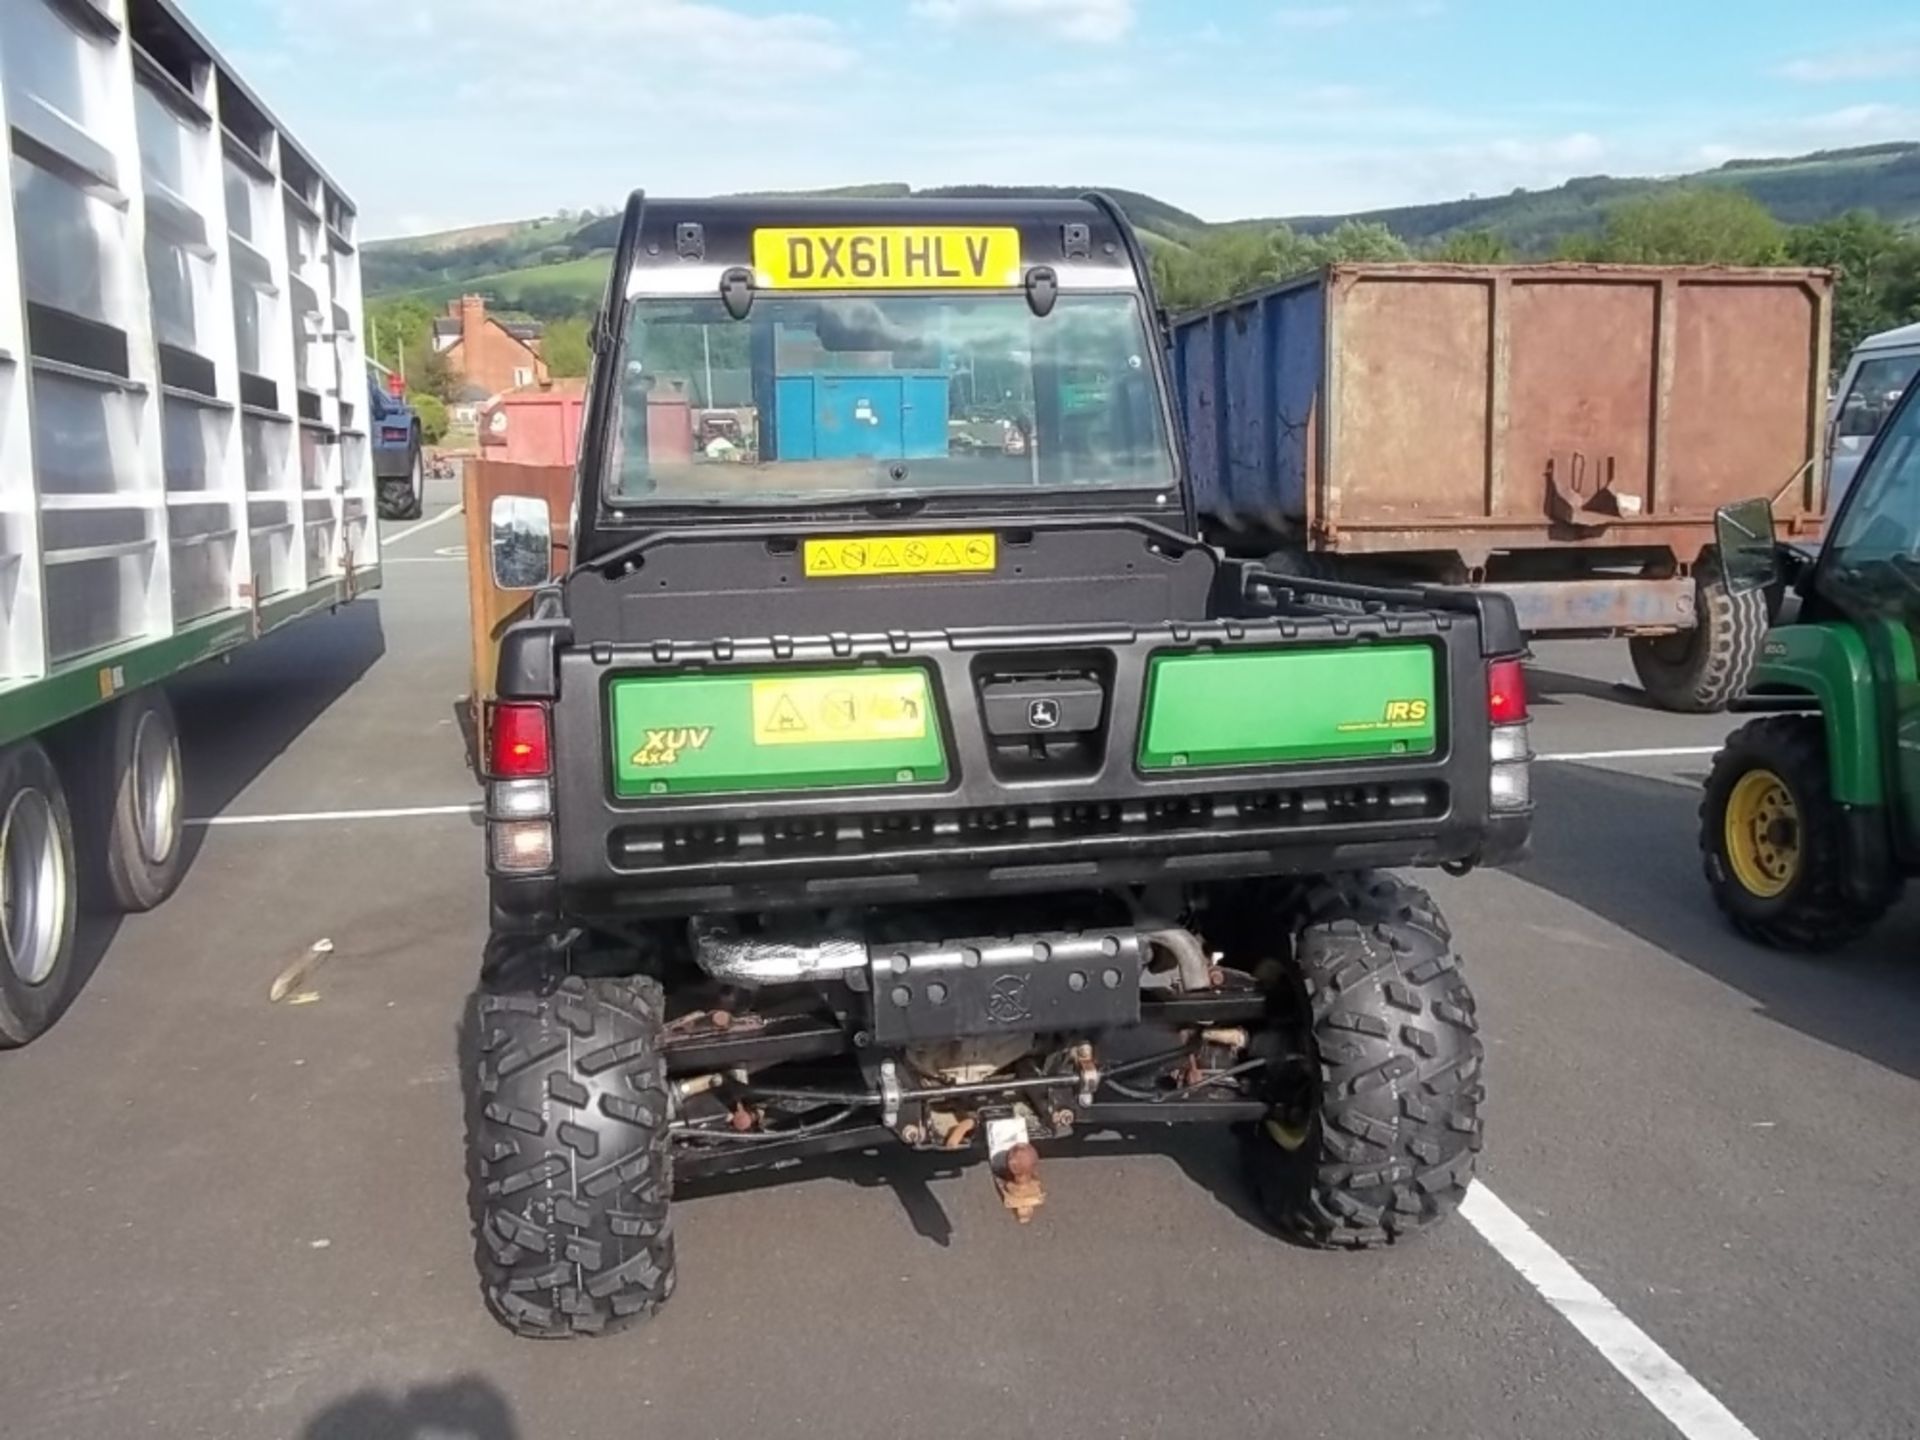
[495,606,1529,926]
[494,812,1529,928]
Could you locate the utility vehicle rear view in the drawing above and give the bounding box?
[466,193,1533,1338]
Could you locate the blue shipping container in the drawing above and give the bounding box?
[773,372,950,462]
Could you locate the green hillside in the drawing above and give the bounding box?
[364,144,1920,320]
[401,255,612,316]
[1276,142,1920,251]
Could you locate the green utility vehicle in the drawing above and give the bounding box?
[467,193,1533,1339]
[1701,378,1920,947]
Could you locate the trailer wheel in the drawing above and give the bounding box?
[65,690,186,914]
[1629,569,1766,713]
[466,968,676,1338]
[1245,873,1482,1247]
[0,742,80,1048]
[1700,716,1898,951]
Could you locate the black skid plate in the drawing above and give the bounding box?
[865,931,1144,1044]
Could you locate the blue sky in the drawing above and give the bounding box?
[191,0,1920,239]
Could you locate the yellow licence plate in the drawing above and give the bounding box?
[753,227,1021,290]
[803,533,997,579]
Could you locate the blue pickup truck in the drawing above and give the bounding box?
[368,371,424,520]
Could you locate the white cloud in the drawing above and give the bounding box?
[1296,83,1372,106]
[1776,46,1920,83]
[285,0,852,78]
[911,0,1136,44]
[1478,132,1606,168]
[1274,1,1443,28]
[1274,6,1353,29]
[1800,103,1920,137]
[249,0,860,232]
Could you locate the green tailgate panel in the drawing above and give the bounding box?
[609,667,949,798]
[1139,645,1439,769]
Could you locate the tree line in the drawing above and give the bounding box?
[1151,189,1920,359]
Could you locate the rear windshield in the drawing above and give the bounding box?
[603,292,1174,507]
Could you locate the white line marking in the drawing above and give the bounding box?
[188,803,479,827]
[383,556,466,565]
[383,505,463,547]
[1538,746,1721,764]
[1461,1185,1759,1440]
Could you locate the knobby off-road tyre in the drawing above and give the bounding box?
[377,447,425,522]
[1700,716,1897,951]
[1246,872,1483,1247]
[1630,571,1766,714]
[62,689,185,914]
[0,741,80,1047]
[468,971,676,1338]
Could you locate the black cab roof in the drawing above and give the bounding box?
[621,193,1148,297]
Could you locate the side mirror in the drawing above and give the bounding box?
[1714,497,1780,597]
[490,494,552,591]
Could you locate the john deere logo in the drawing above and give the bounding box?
[1027,699,1061,731]
[986,973,1033,1023]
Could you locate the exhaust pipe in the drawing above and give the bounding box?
[691,920,868,986]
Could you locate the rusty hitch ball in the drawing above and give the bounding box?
[995,1142,1046,1224]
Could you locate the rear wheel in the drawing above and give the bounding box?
[1630,569,1765,713]
[379,447,424,522]
[64,690,185,914]
[0,742,79,1047]
[1245,873,1482,1247]
[467,967,676,1338]
[1700,716,1897,950]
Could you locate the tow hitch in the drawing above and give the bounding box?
[986,1114,1045,1223]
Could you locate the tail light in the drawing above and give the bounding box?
[486,703,555,872]
[1486,659,1532,812]
[1487,659,1528,725]
[489,702,551,778]
[380,425,411,444]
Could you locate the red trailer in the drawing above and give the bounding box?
[479,381,694,468]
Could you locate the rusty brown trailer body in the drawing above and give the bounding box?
[1172,263,1831,636]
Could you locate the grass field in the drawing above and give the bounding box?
[401,254,614,312]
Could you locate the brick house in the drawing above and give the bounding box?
[431,295,548,396]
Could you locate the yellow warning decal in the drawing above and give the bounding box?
[803,533,996,579]
[751,673,930,746]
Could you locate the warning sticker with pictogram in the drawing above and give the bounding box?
[767,695,809,734]
[751,673,931,746]
[803,533,996,578]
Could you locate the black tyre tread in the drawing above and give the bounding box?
[1699,716,1897,951]
[1247,872,1481,1248]
[60,690,184,915]
[468,971,675,1338]
[377,449,425,521]
[0,741,80,1048]
[1259,549,1341,580]
[1630,573,1766,714]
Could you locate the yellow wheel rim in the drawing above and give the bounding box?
[1265,1116,1311,1152]
[1723,769,1800,899]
